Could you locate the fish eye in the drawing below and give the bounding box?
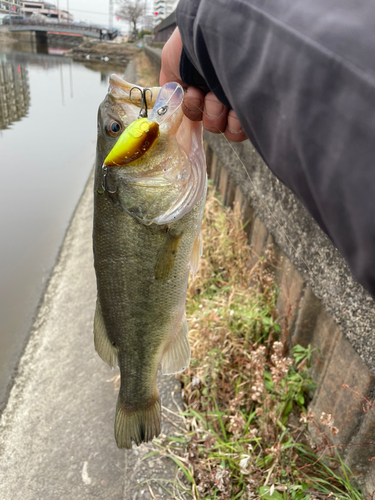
[157,105,168,116]
[106,119,122,137]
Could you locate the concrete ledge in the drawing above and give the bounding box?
[203,133,375,368]
[143,45,162,71]
[0,172,186,500]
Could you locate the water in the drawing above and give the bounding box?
[0,49,123,408]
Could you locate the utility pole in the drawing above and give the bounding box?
[109,0,113,28]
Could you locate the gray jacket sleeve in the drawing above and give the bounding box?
[176,0,375,296]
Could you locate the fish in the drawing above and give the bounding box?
[92,75,207,449]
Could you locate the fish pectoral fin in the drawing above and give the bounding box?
[161,315,191,375]
[189,230,203,278]
[154,230,183,281]
[94,300,118,368]
[115,397,161,449]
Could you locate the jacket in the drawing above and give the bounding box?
[177,0,375,297]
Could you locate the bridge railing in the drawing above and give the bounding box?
[6,20,101,34]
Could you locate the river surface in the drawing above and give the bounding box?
[0,49,123,409]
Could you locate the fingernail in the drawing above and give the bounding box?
[227,112,243,134]
[204,99,225,118]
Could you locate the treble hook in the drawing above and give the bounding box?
[129,86,153,118]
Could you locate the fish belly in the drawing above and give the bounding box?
[93,188,206,448]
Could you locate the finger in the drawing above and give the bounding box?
[202,92,228,134]
[182,86,205,121]
[224,110,247,142]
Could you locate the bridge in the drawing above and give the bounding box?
[2,20,118,40]
[6,21,102,39]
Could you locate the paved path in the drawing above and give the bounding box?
[0,171,187,500]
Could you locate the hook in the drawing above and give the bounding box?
[129,86,153,118]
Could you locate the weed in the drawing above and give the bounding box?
[153,185,363,500]
[136,50,159,88]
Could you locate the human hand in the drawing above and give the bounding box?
[160,28,247,143]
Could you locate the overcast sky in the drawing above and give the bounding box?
[61,0,152,29]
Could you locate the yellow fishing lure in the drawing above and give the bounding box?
[104,117,159,167]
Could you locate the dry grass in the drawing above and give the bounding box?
[149,184,363,500]
[136,51,160,88]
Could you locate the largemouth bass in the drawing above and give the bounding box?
[93,76,207,449]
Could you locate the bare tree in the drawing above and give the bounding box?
[116,0,145,39]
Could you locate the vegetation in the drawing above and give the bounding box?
[116,0,144,40]
[147,185,363,500]
[138,29,152,39]
[136,50,159,88]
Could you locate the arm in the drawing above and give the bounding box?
[166,0,375,296]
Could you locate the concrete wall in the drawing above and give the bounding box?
[203,134,375,495]
[143,44,162,71]
[144,44,375,495]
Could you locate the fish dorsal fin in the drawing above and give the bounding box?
[94,300,118,368]
[161,315,191,375]
[189,231,203,278]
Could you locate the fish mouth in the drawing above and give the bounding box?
[104,117,160,167]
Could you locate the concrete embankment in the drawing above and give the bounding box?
[0,171,186,500]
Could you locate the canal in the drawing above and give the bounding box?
[0,48,123,409]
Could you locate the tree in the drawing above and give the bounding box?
[116,0,145,40]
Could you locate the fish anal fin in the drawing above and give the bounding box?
[154,230,183,281]
[115,397,161,449]
[94,300,118,368]
[161,316,190,375]
[189,231,202,278]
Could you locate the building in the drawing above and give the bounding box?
[0,59,30,130]
[0,0,22,15]
[20,1,72,22]
[153,0,178,25]
[153,10,176,42]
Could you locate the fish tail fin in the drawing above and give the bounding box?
[115,397,161,449]
[94,300,118,368]
[161,315,190,375]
